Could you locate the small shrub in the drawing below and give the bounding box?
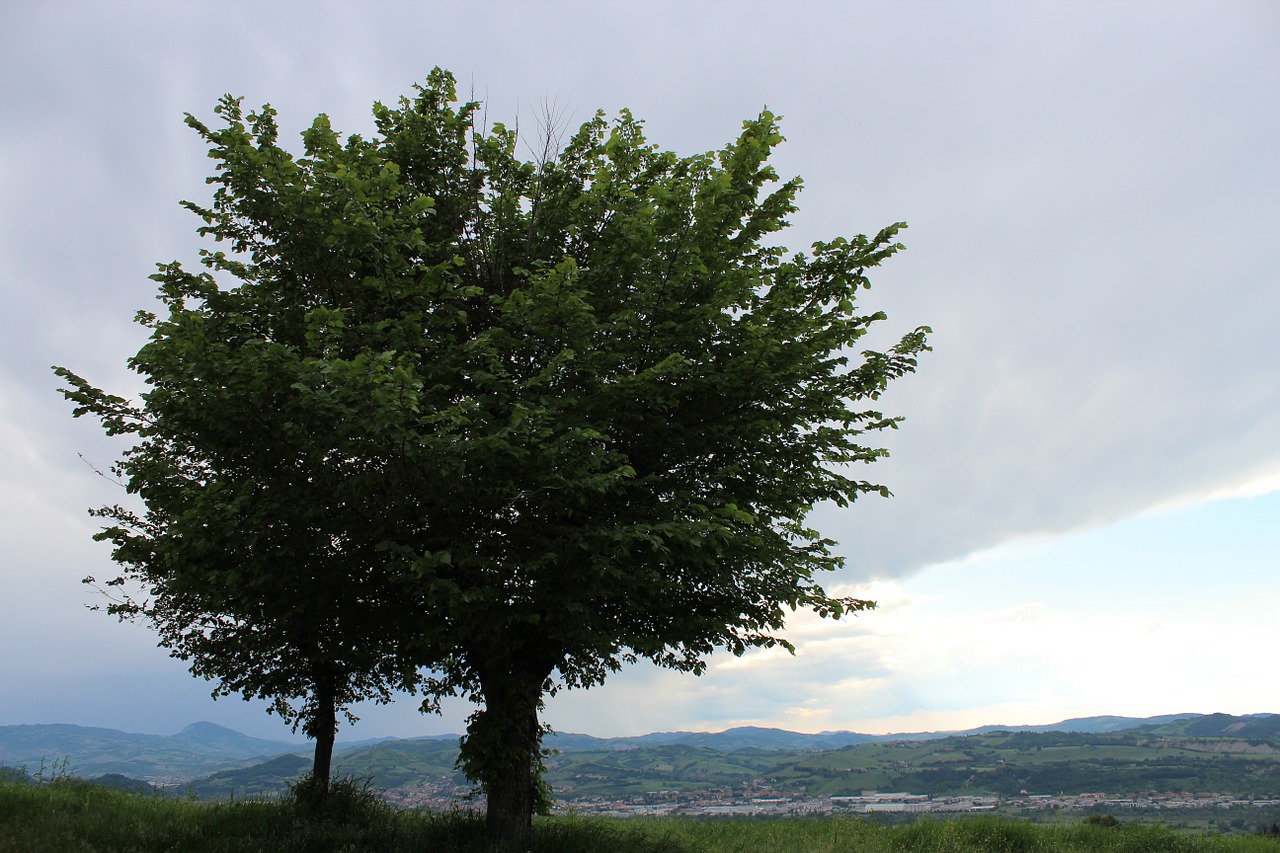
[284,773,392,828]
[1085,813,1123,828]
[30,755,75,784]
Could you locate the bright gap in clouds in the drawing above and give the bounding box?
[809,488,1279,734]
[543,486,1280,737]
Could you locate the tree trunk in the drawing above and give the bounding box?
[311,722,335,790]
[485,726,536,847]
[461,666,550,849]
[309,675,338,793]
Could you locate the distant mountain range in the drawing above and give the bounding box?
[0,721,304,780]
[2,712,1276,791]
[540,713,1222,752]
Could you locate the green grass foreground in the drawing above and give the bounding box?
[3,780,1280,853]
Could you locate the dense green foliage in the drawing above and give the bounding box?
[5,780,1280,853]
[55,67,928,843]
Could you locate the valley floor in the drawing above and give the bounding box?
[383,777,1280,821]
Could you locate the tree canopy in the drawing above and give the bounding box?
[57,68,929,845]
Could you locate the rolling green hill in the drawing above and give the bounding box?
[305,717,1280,804]
[769,729,1280,797]
[186,753,311,800]
[6,714,1277,804]
[0,722,306,779]
[330,739,464,789]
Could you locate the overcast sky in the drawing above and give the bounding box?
[2,1,1277,744]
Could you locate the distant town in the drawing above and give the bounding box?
[382,777,1280,818]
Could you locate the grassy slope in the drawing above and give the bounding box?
[4,780,1280,853]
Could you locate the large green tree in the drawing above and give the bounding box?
[58,69,929,845]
